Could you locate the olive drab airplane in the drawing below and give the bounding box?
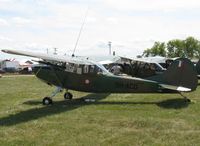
[1,49,198,105]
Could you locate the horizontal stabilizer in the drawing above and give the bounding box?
[159,84,191,92]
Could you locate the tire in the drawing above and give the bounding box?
[64,92,73,100]
[42,97,53,105]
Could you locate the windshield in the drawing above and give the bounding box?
[65,62,112,75]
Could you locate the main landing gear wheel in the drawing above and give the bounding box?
[185,98,191,103]
[42,97,53,105]
[64,92,73,100]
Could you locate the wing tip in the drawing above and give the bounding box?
[1,49,7,53]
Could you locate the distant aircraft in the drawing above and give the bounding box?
[106,57,167,78]
[117,56,200,79]
[1,49,198,105]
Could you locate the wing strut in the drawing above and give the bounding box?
[179,92,191,102]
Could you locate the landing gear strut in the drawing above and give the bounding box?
[179,92,191,102]
[42,87,63,105]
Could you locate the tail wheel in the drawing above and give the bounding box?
[43,97,53,105]
[64,92,73,100]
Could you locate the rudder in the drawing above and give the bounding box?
[148,58,198,91]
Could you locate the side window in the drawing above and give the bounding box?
[65,63,76,73]
[150,64,156,71]
[154,64,162,71]
[90,65,95,73]
[144,63,150,70]
[69,64,75,72]
[97,68,103,74]
[65,63,71,72]
[83,65,89,73]
[77,65,82,74]
[139,62,145,69]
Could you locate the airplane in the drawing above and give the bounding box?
[105,57,167,78]
[113,56,200,79]
[1,49,198,105]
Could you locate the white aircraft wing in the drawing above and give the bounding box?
[1,49,92,65]
[76,55,121,64]
[2,49,114,75]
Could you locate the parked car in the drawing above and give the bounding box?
[0,69,5,74]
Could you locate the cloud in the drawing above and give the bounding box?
[12,17,31,26]
[0,36,13,42]
[0,18,8,26]
[102,0,200,12]
[0,0,200,60]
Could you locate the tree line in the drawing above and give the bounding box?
[142,36,200,59]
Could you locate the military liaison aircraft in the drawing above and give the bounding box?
[1,49,198,105]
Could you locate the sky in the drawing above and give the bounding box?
[0,0,200,60]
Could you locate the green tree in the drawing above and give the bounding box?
[166,39,185,58]
[184,36,200,58]
[143,36,200,59]
[143,42,166,57]
[142,49,152,57]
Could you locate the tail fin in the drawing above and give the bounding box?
[148,58,198,91]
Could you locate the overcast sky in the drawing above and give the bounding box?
[0,0,200,59]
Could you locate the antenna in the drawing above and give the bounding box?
[108,41,112,55]
[72,7,89,57]
[54,48,57,55]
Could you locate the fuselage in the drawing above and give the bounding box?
[33,65,176,93]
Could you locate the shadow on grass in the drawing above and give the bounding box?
[0,94,190,126]
[0,93,110,126]
[157,98,189,109]
[93,98,189,109]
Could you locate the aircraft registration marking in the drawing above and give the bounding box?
[115,81,139,90]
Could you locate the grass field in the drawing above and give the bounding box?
[0,75,200,146]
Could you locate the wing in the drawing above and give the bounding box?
[1,49,112,75]
[76,55,121,64]
[1,49,92,65]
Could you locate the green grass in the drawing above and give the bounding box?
[0,76,200,146]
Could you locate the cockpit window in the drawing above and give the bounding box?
[65,63,75,72]
[65,62,110,75]
[90,65,95,73]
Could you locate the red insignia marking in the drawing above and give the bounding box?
[85,79,90,84]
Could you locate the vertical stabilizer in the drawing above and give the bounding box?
[147,58,198,91]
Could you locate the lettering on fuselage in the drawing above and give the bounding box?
[115,81,139,90]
